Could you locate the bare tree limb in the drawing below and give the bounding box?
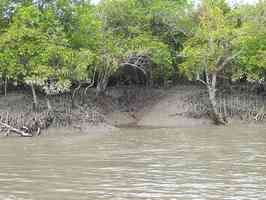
[216,50,243,72]
[196,73,208,86]
[0,121,32,137]
[120,63,147,75]
[84,66,96,96]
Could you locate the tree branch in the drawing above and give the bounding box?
[196,73,208,86]
[84,66,96,96]
[216,50,243,72]
[0,121,32,137]
[120,63,147,75]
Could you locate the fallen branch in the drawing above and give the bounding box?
[0,121,32,137]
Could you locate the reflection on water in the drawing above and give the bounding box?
[0,126,266,200]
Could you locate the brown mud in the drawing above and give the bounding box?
[1,84,266,136]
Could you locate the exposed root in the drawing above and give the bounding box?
[0,121,32,137]
[0,111,54,136]
[181,88,266,123]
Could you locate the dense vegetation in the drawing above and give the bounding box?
[0,0,265,125]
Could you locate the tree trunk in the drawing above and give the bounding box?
[30,83,38,111]
[96,78,108,97]
[4,77,7,97]
[207,73,226,125]
[46,95,52,111]
[83,67,96,104]
[72,83,81,108]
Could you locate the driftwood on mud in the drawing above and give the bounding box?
[0,110,55,137]
[0,121,32,137]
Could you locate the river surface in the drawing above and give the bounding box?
[0,126,266,200]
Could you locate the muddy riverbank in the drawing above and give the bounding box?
[1,84,266,136]
[0,86,162,136]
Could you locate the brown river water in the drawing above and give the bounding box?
[0,126,266,200]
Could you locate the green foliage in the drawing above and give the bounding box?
[98,0,147,38]
[96,32,123,76]
[232,1,266,81]
[148,0,193,48]
[0,0,265,97]
[68,3,102,50]
[0,4,71,92]
[98,0,188,82]
[125,33,173,80]
[181,0,243,80]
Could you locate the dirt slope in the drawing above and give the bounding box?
[137,85,211,127]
